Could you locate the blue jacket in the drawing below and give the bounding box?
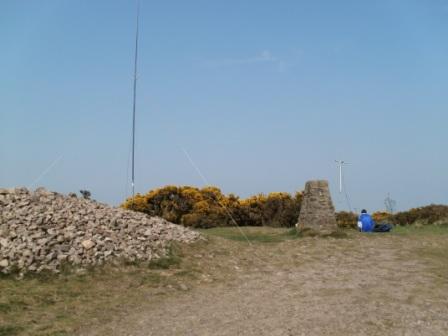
[358,213,375,232]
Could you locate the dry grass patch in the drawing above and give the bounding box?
[2,225,448,336]
[0,242,210,336]
[199,226,301,242]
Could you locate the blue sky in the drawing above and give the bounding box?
[1,0,447,211]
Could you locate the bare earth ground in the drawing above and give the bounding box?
[2,227,448,335]
[81,228,448,336]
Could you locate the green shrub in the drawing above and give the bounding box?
[390,204,448,226]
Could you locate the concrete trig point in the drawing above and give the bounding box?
[296,180,337,234]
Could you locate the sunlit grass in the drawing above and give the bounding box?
[2,224,448,335]
[0,242,199,336]
[198,226,300,243]
[199,226,351,241]
[392,223,448,236]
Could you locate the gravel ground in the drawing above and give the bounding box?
[82,230,448,336]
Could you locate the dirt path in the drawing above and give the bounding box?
[83,232,448,336]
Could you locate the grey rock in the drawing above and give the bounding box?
[57,254,68,261]
[179,283,189,291]
[81,240,95,250]
[0,238,9,248]
[0,188,9,195]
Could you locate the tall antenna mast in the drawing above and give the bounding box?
[131,1,140,201]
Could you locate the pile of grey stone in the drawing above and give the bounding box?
[0,187,201,274]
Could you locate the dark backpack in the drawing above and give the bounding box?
[373,224,393,232]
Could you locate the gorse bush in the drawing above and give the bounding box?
[336,211,358,229]
[372,211,391,223]
[122,186,302,228]
[335,211,394,230]
[239,192,302,227]
[390,204,448,226]
[123,187,448,229]
[334,206,448,229]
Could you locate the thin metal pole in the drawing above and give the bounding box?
[335,159,352,212]
[335,160,344,193]
[339,162,343,193]
[131,1,140,201]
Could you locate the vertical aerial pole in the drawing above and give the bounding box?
[335,159,352,212]
[339,162,343,193]
[131,1,140,202]
[335,160,348,193]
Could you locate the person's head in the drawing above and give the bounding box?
[361,209,367,214]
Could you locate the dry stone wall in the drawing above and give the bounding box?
[296,180,337,233]
[0,187,201,274]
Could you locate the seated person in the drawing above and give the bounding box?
[358,209,393,232]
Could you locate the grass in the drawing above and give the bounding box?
[148,244,182,269]
[392,224,448,236]
[199,226,350,242]
[199,226,301,243]
[0,242,202,336]
[0,326,23,336]
[2,224,447,335]
[408,235,448,295]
